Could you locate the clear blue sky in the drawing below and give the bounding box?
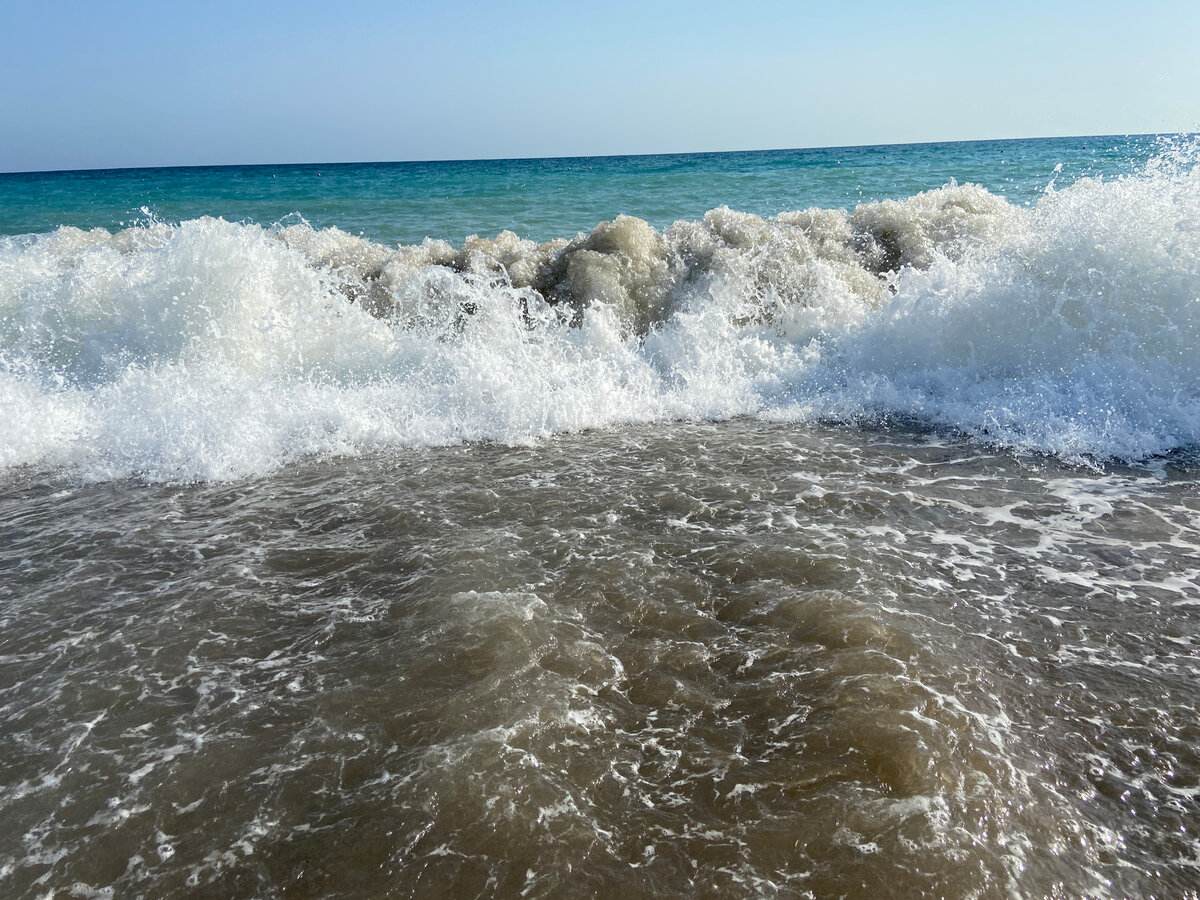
[1,0,1197,172]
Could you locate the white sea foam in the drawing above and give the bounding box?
[2,146,1198,481]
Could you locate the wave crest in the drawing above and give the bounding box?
[2,152,1198,481]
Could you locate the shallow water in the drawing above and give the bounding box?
[2,420,1198,898]
[2,135,1200,898]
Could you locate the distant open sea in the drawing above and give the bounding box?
[2,135,1199,898]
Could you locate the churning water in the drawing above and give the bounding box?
[1,136,1198,897]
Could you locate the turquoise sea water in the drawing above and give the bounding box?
[0,135,1160,245]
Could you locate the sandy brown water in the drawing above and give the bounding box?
[1,419,1198,898]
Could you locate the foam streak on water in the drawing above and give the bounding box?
[0,423,1198,898]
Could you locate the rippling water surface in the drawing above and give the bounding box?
[2,135,1200,898]
[3,421,1199,897]
[0,136,1158,246]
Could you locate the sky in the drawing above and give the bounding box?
[1,0,1197,172]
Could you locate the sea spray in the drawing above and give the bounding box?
[2,147,1198,481]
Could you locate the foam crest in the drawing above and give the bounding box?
[1,148,1198,480]
[824,155,1200,458]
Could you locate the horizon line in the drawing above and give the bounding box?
[1,131,1187,178]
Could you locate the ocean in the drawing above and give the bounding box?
[1,135,1198,898]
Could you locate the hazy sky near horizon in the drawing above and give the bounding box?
[1,0,1197,172]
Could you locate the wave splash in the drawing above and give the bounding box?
[2,145,1199,481]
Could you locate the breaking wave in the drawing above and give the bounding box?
[2,145,1199,481]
